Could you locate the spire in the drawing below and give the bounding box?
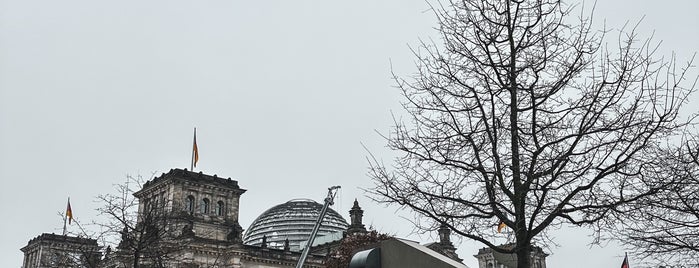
[438,224,451,245]
[427,223,462,263]
[347,198,367,235]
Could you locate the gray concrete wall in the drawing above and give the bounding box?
[380,239,467,268]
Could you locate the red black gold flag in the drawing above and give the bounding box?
[66,199,73,225]
[193,129,199,168]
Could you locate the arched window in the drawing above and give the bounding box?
[201,198,210,214]
[216,201,225,216]
[186,195,195,213]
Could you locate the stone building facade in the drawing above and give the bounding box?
[21,168,473,268]
[102,168,327,268]
[21,233,101,268]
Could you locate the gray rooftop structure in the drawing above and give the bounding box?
[349,238,470,268]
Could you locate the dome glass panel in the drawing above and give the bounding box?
[243,199,349,250]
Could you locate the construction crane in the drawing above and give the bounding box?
[295,185,341,268]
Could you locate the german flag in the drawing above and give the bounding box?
[193,128,199,167]
[66,199,73,225]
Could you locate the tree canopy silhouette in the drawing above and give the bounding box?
[368,0,697,267]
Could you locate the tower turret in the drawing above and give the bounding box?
[427,224,463,262]
[346,199,367,235]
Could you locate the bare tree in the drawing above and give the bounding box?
[367,0,696,267]
[96,174,188,268]
[52,211,103,268]
[605,136,699,266]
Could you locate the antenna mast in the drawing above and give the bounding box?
[295,186,341,268]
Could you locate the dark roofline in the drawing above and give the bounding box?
[134,168,246,197]
[21,233,99,252]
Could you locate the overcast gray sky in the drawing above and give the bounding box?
[1,1,697,268]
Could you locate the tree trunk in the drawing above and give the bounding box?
[515,240,532,268]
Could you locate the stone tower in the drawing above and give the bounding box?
[346,199,367,235]
[20,233,101,268]
[133,168,247,242]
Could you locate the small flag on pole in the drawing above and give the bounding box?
[66,198,73,225]
[191,128,199,170]
[193,130,199,167]
[497,221,506,233]
[63,197,73,235]
[621,253,629,268]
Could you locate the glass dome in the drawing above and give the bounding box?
[243,199,349,250]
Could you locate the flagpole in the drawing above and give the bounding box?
[191,128,196,171]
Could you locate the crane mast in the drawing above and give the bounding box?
[295,186,341,268]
